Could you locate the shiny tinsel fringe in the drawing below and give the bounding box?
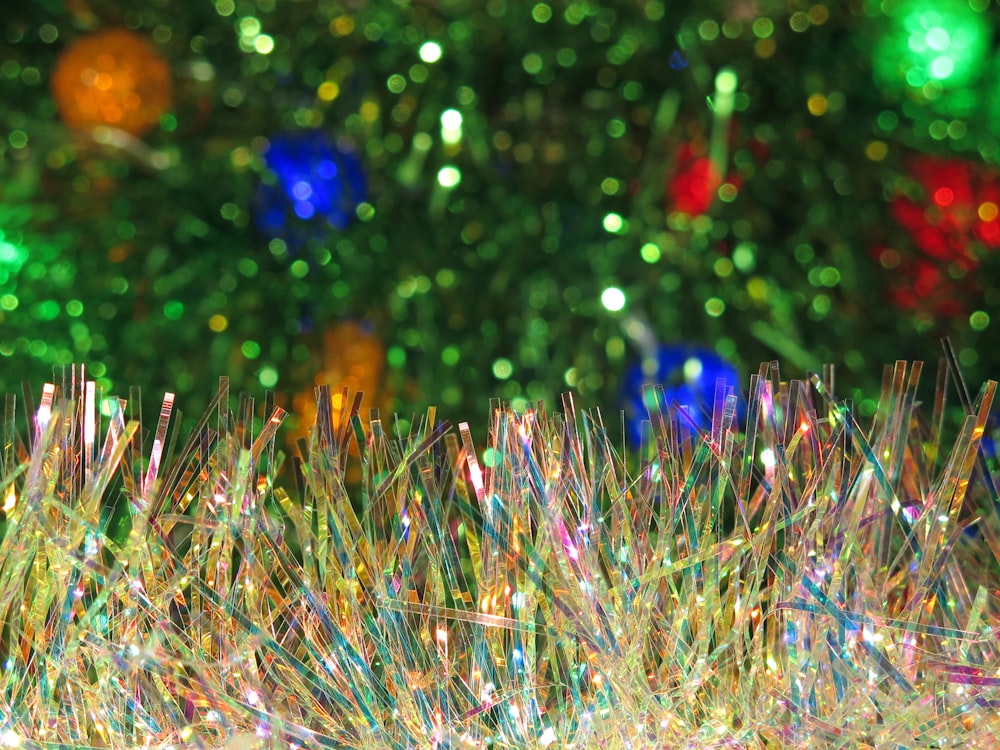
[1,361,999,749]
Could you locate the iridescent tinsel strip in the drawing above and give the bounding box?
[0,362,998,749]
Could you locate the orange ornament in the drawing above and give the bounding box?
[291,322,388,445]
[51,28,173,137]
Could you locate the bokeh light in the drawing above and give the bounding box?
[872,0,992,95]
[601,287,627,312]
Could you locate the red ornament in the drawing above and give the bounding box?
[880,155,1000,315]
[667,143,720,216]
[879,252,969,318]
[665,141,741,217]
[891,156,1000,259]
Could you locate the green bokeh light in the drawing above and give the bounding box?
[437,166,461,187]
[872,0,992,94]
[164,300,185,320]
[531,3,552,23]
[241,340,262,359]
[602,213,625,233]
[492,358,513,379]
[601,287,626,312]
[640,243,661,263]
[705,298,726,317]
[0,240,28,271]
[419,41,442,63]
[387,346,406,368]
[258,366,278,388]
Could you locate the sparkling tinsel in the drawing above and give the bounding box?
[1,359,998,748]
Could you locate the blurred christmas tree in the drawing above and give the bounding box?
[1,0,998,434]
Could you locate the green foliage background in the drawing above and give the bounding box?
[2,0,998,432]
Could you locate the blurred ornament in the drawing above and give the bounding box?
[877,156,1000,316]
[622,343,741,444]
[664,69,741,219]
[878,252,970,318]
[51,28,173,137]
[665,140,740,217]
[667,144,719,216]
[290,321,387,446]
[891,158,977,263]
[900,157,1000,251]
[871,0,991,98]
[255,131,367,239]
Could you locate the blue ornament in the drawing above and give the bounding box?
[622,344,742,444]
[255,130,367,239]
